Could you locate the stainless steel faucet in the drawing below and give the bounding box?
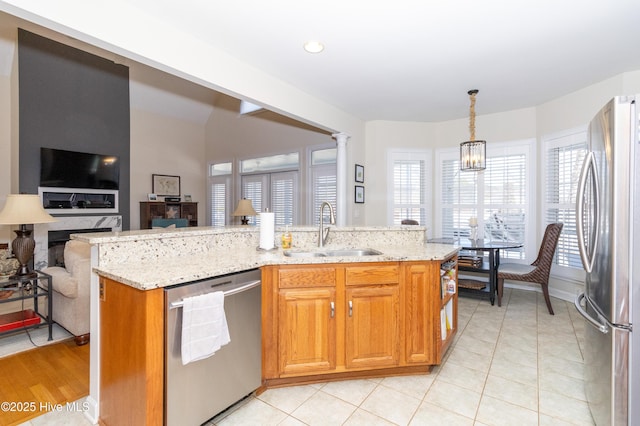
[318,201,336,247]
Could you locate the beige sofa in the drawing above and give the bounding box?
[42,240,91,345]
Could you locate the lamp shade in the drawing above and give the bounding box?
[0,194,57,225]
[232,199,257,217]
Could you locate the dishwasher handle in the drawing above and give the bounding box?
[169,279,261,310]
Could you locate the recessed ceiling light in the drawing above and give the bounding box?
[303,40,324,54]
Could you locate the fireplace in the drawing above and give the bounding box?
[34,215,122,270]
[48,228,111,267]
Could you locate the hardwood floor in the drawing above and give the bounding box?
[0,338,90,426]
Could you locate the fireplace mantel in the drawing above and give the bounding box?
[34,215,122,270]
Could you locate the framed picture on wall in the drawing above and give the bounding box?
[355,185,365,203]
[152,174,180,197]
[355,164,364,183]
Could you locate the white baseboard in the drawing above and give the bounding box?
[504,274,583,304]
[84,395,99,424]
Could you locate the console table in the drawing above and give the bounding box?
[139,201,198,229]
[0,270,53,340]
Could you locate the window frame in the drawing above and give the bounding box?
[208,161,233,226]
[386,149,432,230]
[541,126,588,282]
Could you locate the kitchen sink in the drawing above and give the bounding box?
[283,248,382,258]
[323,249,382,257]
[282,251,327,258]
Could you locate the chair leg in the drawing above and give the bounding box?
[541,283,554,315]
[497,278,503,307]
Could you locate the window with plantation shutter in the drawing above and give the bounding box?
[271,171,297,226]
[239,152,299,226]
[210,177,230,226]
[311,165,337,225]
[388,150,431,227]
[211,149,333,227]
[438,154,478,239]
[209,162,232,226]
[435,140,533,260]
[241,171,298,226]
[543,128,587,273]
[309,147,337,225]
[483,149,527,250]
[241,174,267,226]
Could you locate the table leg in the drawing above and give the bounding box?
[46,275,53,340]
[488,249,495,305]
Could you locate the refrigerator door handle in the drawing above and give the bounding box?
[575,293,633,333]
[575,293,609,333]
[576,151,600,273]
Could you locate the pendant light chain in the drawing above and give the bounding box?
[468,89,478,141]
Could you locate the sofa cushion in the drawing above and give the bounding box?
[64,240,91,273]
[44,266,78,298]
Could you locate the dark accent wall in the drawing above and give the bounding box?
[18,29,131,229]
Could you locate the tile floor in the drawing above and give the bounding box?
[24,288,595,425]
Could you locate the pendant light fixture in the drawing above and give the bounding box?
[460,89,486,171]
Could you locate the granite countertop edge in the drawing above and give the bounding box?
[94,244,459,290]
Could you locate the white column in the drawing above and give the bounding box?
[332,132,350,226]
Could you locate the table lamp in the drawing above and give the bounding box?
[0,194,57,278]
[232,199,256,225]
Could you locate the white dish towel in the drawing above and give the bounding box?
[181,291,230,365]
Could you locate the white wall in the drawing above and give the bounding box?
[130,108,206,230]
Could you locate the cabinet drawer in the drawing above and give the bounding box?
[345,264,399,286]
[279,267,336,288]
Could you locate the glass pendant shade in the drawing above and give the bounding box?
[460,140,486,171]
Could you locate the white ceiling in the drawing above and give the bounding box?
[121,0,640,122]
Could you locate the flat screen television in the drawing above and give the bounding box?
[40,147,120,190]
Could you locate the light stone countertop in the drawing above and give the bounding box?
[75,226,459,290]
[93,243,459,290]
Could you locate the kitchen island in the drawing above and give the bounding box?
[74,226,458,425]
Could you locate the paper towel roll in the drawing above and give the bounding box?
[259,212,275,249]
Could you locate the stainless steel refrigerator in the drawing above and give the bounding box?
[575,95,639,425]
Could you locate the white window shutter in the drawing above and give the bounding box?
[311,164,337,225]
[544,135,587,268]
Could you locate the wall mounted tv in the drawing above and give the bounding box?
[40,147,120,190]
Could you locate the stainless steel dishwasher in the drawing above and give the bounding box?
[165,268,261,426]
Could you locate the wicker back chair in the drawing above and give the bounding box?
[497,223,563,314]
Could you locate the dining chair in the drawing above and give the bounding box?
[401,219,419,225]
[496,222,563,314]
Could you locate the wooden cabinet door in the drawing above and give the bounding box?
[344,284,399,369]
[100,278,164,425]
[403,262,438,364]
[278,287,336,376]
